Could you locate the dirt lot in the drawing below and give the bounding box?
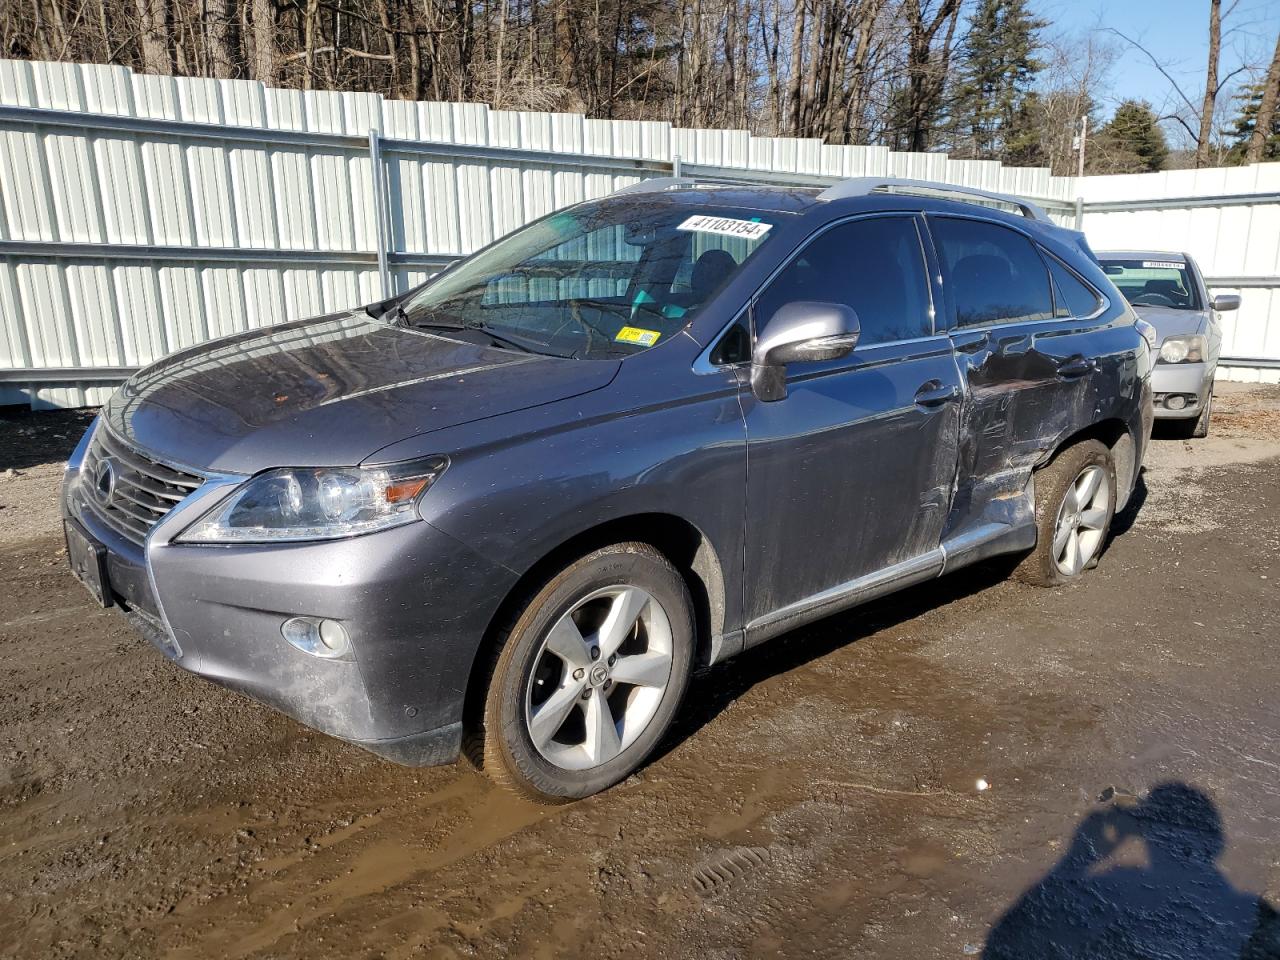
[2,385,1279,959]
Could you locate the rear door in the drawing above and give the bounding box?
[739,214,963,642]
[927,215,1107,537]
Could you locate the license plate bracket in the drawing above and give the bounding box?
[65,520,112,608]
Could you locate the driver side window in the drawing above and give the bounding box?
[753,217,933,346]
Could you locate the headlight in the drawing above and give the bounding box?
[1134,318,1158,351]
[179,458,447,543]
[1158,335,1206,364]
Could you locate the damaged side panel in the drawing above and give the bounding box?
[944,309,1143,547]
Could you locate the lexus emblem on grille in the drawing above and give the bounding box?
[92,458,117,505]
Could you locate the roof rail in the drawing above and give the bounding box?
[611,176,709,196]
[817,177,1052,222]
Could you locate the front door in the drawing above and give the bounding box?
[739,214,963,643]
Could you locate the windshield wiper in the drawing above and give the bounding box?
[569,297,631,318]
[410,317,470,331]
[410,315,540,355]
[478,327,536,354]
[368,301,414,327]
[373,303,560,357]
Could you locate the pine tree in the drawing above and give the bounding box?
[1225,82,1280,164]
[947,0,1047,160]
[1096,100,1169,172]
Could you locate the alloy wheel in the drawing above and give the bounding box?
[524,585,674,771]
[1051,464,1111,576]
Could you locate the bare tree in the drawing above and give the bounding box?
[1196,0,1223,167]
[250,0,276,84]
[901,0,961,151]
[0,0,1057,160]
[135,0,172,74]
[1024,28,1118,176]
[205,0,235,78]
[1107,0,1250,167]
[1248,31,1280,163]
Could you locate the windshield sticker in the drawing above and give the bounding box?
[1141,261,1183,269]
[615,326,662,347]
[677,215,773,241]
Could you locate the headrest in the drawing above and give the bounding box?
[691,249,738,298]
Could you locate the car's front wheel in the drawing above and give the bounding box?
[1172,388,1212,439]
[1015,439,1117,587]
[470,543,694,802]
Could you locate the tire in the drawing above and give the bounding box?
[1014,439,1117,588]
[1191,390,1212,438]
[469,543,694,803]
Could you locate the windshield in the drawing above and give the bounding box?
[1100,259,1202,311]
[395,200,777,359]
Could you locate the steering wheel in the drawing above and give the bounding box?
[1131,293,1176,307]
[544,299,617,356]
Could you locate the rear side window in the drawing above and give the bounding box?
[754,217,932,346]
[1047,255,1103,318]
[931,218,1054,326]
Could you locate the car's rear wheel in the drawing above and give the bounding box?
[470,543,694,802]
[1015,439,1116,587]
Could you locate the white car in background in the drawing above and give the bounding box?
[1097,251,1239,438]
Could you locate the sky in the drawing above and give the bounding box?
[1042,0,1280,142]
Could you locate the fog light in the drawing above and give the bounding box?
[282,616,352,660]
[1166,394,1188,411]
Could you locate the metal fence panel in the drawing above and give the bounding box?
[1,57,1279,405]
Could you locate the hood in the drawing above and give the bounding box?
[1130,304,1208,342]
[102,312,620,474]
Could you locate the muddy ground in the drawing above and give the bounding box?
[2,384,1279,959]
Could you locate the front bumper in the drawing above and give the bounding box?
[1151,360,1211,419]
[61,425,515,766]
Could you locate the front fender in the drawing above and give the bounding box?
[384,355,749,639]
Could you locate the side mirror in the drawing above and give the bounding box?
[1211,293,1241,312]
[751,300,860,402]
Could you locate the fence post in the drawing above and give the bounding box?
[673,153,682,178]
[368,128,393,298]
[1074,196,1084,230]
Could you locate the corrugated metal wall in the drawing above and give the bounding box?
[1,58,1277,406]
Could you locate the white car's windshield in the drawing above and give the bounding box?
[396,199,777,359]
[1100,259,1201,311]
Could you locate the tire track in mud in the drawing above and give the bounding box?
[162,777,553,958]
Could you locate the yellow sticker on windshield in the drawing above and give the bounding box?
[616,326,661,347]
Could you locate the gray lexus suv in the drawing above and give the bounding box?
[62,177,1153,801]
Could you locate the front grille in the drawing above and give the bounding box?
[81,427,204,545]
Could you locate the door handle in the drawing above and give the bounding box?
[1057,356,1095,379]
[914,380,959,408]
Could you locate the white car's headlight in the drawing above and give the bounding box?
[179,459,447,543]
[1158,334,1206,364]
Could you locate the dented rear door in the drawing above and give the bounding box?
[928,215,1109,540]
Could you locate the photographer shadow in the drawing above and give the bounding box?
[984,783,1280,960]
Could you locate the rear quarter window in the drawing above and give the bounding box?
[1046,255,1104,318]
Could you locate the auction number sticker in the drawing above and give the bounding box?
[1142,261,1183,269]
[677,215,773,241]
